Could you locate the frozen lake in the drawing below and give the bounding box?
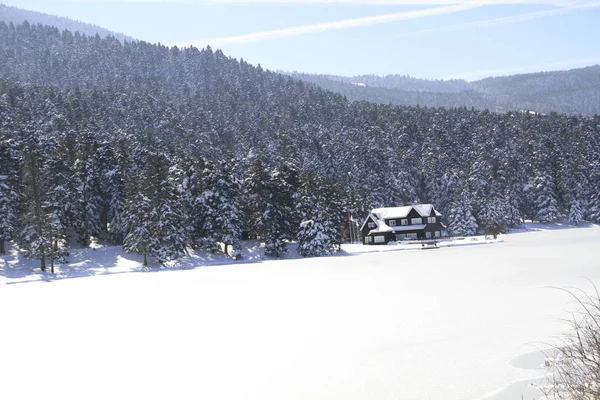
[1,225,599,400]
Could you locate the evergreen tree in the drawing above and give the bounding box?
[123,151,185,265]
[42,139,73,265]
[243,157,270,239]
[197,158,242,257]
[478,196,508,237]
[297,219,333,257]
[18,130,52,271]
[534,171,559,223]
[521,178,537,222]
[0,173,16,254]
[589,191,600,224]
[0,135,19,254]
[440,170,464,218]
[504,186,522,228]
[123,193,155,266]
[447,189,478,237]
[45,206,67,273]
[97,140,128,244]
[262,164,298,257]
[587,161,600,223]
[568,199,584,225]
[72,142,103,246]
[106,167,127,244]
[296,170,344,257]
[177,156,205,248]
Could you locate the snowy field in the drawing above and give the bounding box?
[1,224,600,400]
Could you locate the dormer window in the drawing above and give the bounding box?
[401,219,408,226]
[411,218,421,225]
[427,217,436,223]
[368,222,375,228]
[388,220,396,226]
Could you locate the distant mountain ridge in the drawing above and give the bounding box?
[0,3,135,42]
[292,65,600,116]
[3,2,597,116]
[306,73,472,93]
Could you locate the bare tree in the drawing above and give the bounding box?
[542,283,600,400]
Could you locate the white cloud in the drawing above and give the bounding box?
[176,3,479,47]
[397,1,600,37]
[450,56,600,80]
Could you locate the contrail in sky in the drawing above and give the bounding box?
[176,3,479,47]
[397,2,600,38]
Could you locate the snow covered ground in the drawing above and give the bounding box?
[0,233,501,286]
[1,223,599,400]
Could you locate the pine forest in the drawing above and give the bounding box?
[1,21,600,269]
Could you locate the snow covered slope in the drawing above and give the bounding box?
[1,225,599,400]
[0,236,500,285]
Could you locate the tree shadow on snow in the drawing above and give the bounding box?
[1,244,146,285]
[2,240,364,286]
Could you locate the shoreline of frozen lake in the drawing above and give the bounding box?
[1,224,599,400]
[2,222,593,287]
[0,232,503,286]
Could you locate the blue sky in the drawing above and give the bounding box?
[4,0,600,81]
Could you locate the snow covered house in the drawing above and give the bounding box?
[361,204,445,245]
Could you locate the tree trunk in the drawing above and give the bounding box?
[26,152,47,272]
[224,243,229,256]
[101,207,108,234]
[143,253,147,266]
[50,232,55,273]
[0,238,5,254]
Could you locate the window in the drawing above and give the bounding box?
[365,236,372,244]
[405,233,418,239]
[426,232,432,239]
[395,234,405,241]
[428,217,436,223]
[411,218,421,225]
[401,219,408,226]
[374,236,385,243]
[434,231,441,238]
[368,222,375,228]
[388,220,396,226]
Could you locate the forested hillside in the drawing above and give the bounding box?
[1,21,599,270]
[0,3,134,42]
[293,66,600,116]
